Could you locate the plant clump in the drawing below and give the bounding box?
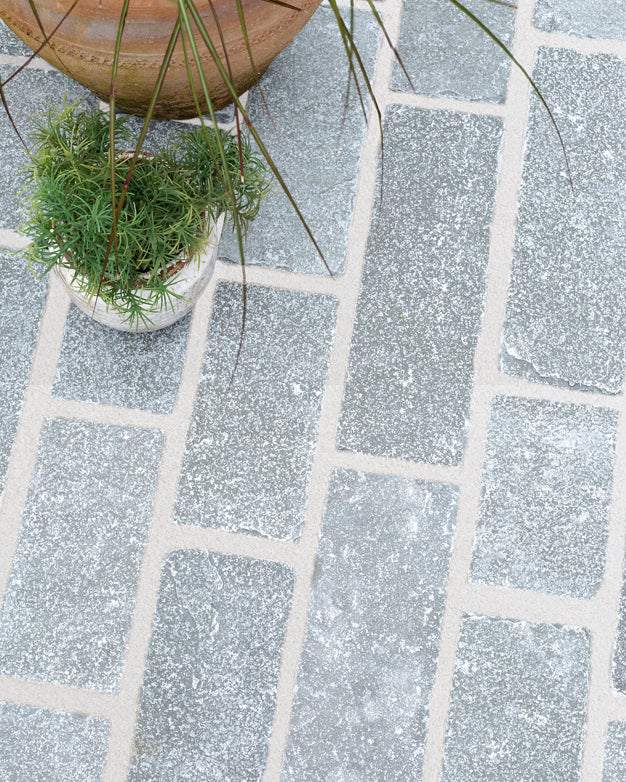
[21,103,272,329]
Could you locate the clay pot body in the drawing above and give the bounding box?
[0,0,322,118]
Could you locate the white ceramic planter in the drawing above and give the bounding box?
[55,214,224,333]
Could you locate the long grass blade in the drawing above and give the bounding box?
[0,78,29,152]
[361,0,415,92]
[259,0,302,11]
[234,0,275,129]
[25,0,76,79]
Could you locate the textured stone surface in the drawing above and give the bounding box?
[392,0,515,102]
[130,550,293,781]
[283,469,457,781]
[218,8,379,275]
[0,66,96,231]
[0,20,32,55]
[610,574,626,694]
[442,616,590,781]
[337,106,502,465]
[501,48,626,394]
[174,282,336,540]
[470,396,617,598]
[534,0,626,41]
[0,702,109,781]
[53,305,190,413]
[0,419,162,690]
[603,723,626,781]
[0,249,47,498]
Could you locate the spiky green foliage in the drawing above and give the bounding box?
[20,103,272,329]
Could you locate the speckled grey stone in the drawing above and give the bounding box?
[130,550,293,781]
[0,249,47,498]
[283,469,457,781]
[441,615,590,782]
[218,8,379,275]
[534,0,626,41]
[337,106,502,465]
[53,305,190,413]
[0,702,109,781]
[603,723,626,781]
[470,396,617,598]
[0,66,96,231]
[610,574,626,694]
[174,282,336,540]
[0,419,163,690]
[501,48,626,394]
[0,20,32,56]
[392,0,515,102]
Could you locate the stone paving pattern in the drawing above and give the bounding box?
[0,1,626,780]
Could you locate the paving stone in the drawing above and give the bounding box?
[174,282,336,540]
[441,615,590,781]
[470,396,617,598]
[534,0,626,41]
[130,550,293,781]
[283,469,457,781]
[609,574,626,694]
[603,723,626,781]
[337,105,502,466]
[0,65,96,231]
[0,20,32,56]
[218,7,379,275]
[0,419,163,690]
[501,48,626,394]
[0,249,47,499]
[0,702,109,782]
[392,0,515,102]
[53,305,190,414]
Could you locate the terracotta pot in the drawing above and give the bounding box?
[0,0,322,118]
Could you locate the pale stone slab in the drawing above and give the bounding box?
[603,723,626,781]
[534,0,626,41]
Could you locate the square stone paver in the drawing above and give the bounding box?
[392,0,515,102]
[218,7,379,275]
[337,105,502,465]
[534,0,626,41]
[0,249,47,498]
[0,419,162,690]
[283,469,457,780]
[501,48,626,393]
[441,615,590,781]
[53,306,191,413]
[174,282,336,540]
[470,396,617,598]
[603,722,626,781]
[130,550,293,781]
[0,702,109,781]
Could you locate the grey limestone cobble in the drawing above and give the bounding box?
[0,20,32,56]
[174,282,336,540]
[470,396,617,598]
[0,702,109,782]
[392,0,515,102]
[130,549,293,782]
[0,249,47,499]
[603,723,626,781]
[501,48,626,394]
[0,65,96,231]
[337,105,502,466]
[0,419,163,690]
[53,306,190,414]
[218,7,379,275]
[534,0,626,41]
[441,615,590,782]
[283,469,457,781]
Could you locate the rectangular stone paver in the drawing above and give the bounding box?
[337,105,502,465]
[603,723,626,781]
[610,573,626,695]
[174,282,336,540]
[501,48,626,393]
[0,249,47,498]
[53,306,191,413]
[441,615,590,781]
[470,396,617,598]
[0,702,109,781]
[130,550,293,781]
[0,65,96,231]
[392,0,515,102]
[534,0,626,41]
[218,7,379,275]
[0,419,162,690]
[283,469,457,781]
